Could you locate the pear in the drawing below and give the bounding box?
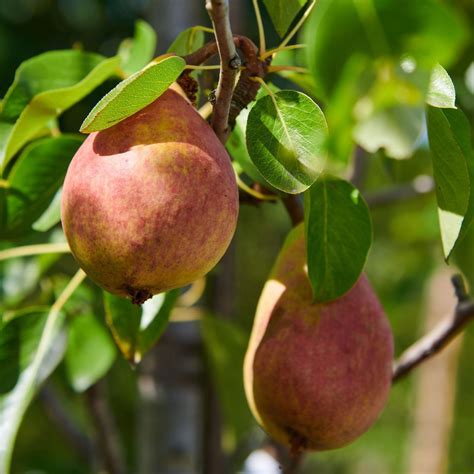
[61,88,238,304]
[244,224,393,452]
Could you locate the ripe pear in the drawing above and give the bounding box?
[244,224,393,452]
[61,88,238,304]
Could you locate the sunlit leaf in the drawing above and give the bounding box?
[0,310,66,471]
[227,108,277,190]
[80,55,186,133]
[0,51,119,168]
[104,290,179,365]
[168,26,205,55]
[246,90,327,194]
[304,176,372,302]
[426,64,457,109]
[427,107,473,259]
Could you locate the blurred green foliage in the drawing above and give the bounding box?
[0,0,473,473]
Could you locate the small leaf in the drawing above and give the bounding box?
[227,108,276,190]
[65,313,116,392]
[427,107,473,259]
[0,52,119,169]
[262,0,308,37]
[104,290,179,365]
[119,20,157,76]
[80,55,186,133]
[0,310,66,471]
[426,64,456,109]
[167,26,205,55]
[139,290,179,357]
[2,135,83,238]
[304,176,372,302]
[246,90,327,194]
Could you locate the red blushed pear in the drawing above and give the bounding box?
[244,224,393,453]
[61,88,238,304]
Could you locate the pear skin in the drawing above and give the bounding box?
[244,224,393,452]
[62,89,238,303]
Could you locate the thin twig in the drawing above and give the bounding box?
[393,275,474,382]
[348,146,368,188]
[86,381,126,474]
[252,0,266,54]
[282,195,304,226]
[365,176,434,208]
[285,451,304,474]
[0,242,70,261]
[206,0,241,143]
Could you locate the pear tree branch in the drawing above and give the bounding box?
[392,275,474,382]
[205,0,241,143]
[86,381,126,474]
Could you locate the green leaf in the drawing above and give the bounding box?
[0,310,66,471]
[0,52,119,169]
[304,176,372,302]
[65,313,116,392]
[246,90,327,194]
[426,64,456,109]
[1,51,107,120]
[167,26,205,55]
[306,0,467,99]
[427,107,473,259]
[227,108,276,190]
[104,290,179,365]
[0,122,13,169]
[452,222,474,291]
[80,55,186,133]
[2,135,83,238]
[118,20,157,76]
[201,317,254,447]
[32,188,62,232]
[262,0,308,37]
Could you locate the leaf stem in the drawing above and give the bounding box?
[277,0,316,51]
[235,172,278,201]
[268,65,309,74]
[193,25,215,34]
[0,243,71,261]
[260,44,306,60]
[185,64,221,70]
[252,0,266,54]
